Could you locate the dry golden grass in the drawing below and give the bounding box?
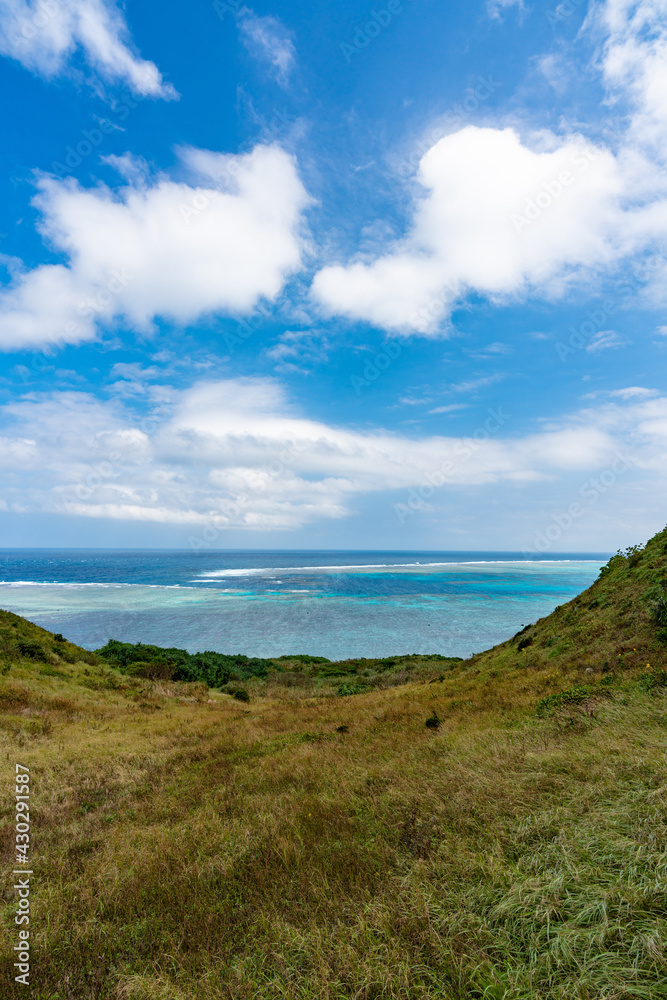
[0,530,666,998]
[0,643,666,999]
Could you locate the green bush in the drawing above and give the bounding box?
[598,552,625,578]
[17,639,48,662]
[276,654,331,664]
[638,668,667,693]
[124,660,177,681]
[96,639,273,687]
[337,681,369,697]
[536,685,594,718]
[319,665,355,677]
[650,591,667,626]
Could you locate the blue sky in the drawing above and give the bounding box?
[0,0,666,551]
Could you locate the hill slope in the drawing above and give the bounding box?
[467,526,667,689]
[0,529,666,999]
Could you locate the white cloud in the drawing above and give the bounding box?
[1,377,666,532]
[428,404,468,415]
[487,0,525,18]
[0,144,311,350]
[449,373,507,393]
[538,54,572,94]
[110,362,163,382]
[585,329,628,352]
[593,0,667,151]
[238,9,295,87]
[0,0,176,97]
[484,342,513,354]
[265,329,328,372]
[467,342,514,361]
[311,2,667,337]
[609,386,658,399]
[311,126,643,334]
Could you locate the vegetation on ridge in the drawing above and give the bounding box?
[95,637,463,697]
[0,527,665,998]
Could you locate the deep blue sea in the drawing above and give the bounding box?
[0,550,608,660]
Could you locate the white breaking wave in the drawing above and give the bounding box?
[194,559,601,579]
[0,581,188,589]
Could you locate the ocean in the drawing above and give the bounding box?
[0,549,608,660]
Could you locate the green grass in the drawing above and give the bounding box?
[0,527,666,998]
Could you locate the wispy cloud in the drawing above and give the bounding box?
[238,9,296,87]
[265,330,329,373]
[609,387,658,400]
[0,0,176,97]
[593,0,667,150]
[468,342,514,360]
[3,378,664,531]
[449,374,506,394]
[428,404,468,415]
[486,0,525,20]
[0,378,667,530]
[586,330,629,353]
[397,394,433,407]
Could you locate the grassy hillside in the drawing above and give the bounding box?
[0,530,666,998]
[469,528,667,683]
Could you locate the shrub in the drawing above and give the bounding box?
[337,681,368,697]
[598,552,625,578]
[320,665,355,677]
[78,651,99,666]
[125,660,177,681]
[17,640,47,662]
[276,654,331,664]
[625,543,644,567]
[425,710,441,729]
[650,590,667,625]
[96,639,272,686]
[638,669,667,693]
[233,688,250,702]
[536,685,594,718]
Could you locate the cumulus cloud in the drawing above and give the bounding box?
[0,0,176,97]
[312,126,642,333]
[311,2,667,336]
[238,9,295,86]
[0,144,311,350]
[1,376,665,532]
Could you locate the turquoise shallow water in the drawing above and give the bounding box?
[0,550,607,659]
